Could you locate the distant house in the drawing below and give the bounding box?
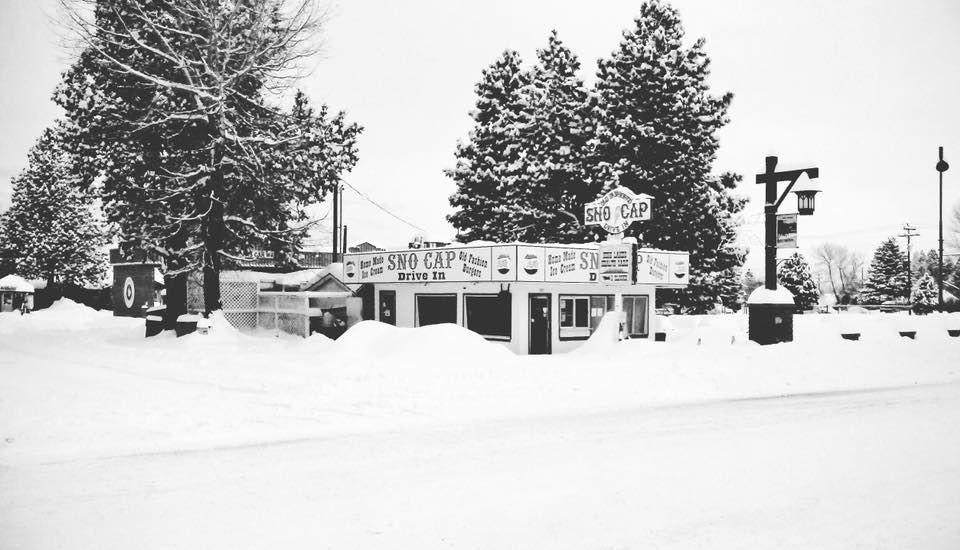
[348,242,383,254]
[233,249,335,271]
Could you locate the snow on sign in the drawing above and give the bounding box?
[635,250,690,287]
[584,187,652,234]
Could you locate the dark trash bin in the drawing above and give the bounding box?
[176,314,200,337]
[145,315,165,337]
[654,332,667,342]
[145,306,166,337]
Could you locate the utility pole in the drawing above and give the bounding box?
[331,184,339,262]
[899,223,918,312]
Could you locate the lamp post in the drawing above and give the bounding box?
[936,146,949,310]
[748,156,820,344]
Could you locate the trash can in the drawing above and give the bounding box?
[654,332,667,342]
[176,313,200,337]
[145,315,164,337]
[145,306,166,337]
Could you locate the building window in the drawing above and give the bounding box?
[623,295,649,337]
[559,295,614,340]
[464,294,511,340]
[416,294,457,327]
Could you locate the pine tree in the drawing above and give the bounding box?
[777,253,819,311]
[57,0,360,313]
[592,0,746,313]
[447,50,530,243]
[447,32,606,244]
[0,124,108,287]
[518,31,603,243]
[912,273,937,315]
[860,238,909,304]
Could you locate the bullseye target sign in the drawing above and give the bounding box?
[123,277,136,309]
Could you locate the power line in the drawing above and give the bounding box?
[341,181,425,233]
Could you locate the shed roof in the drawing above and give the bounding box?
[0,274,35,293]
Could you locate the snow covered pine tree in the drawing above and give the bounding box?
[447,50,531,243]
[776,252,820,311]
[592,0,746,313]
[912,273,937,314]
[57,0,360,314]
[0,123,108,288]
[860,238,909,305]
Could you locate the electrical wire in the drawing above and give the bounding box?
[342,181,426,233]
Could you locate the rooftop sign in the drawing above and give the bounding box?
[584,187,652,234]
[343,244,688,287]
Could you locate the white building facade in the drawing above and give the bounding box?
[343,243,689,354]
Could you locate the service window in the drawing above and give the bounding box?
[560,295,614,340]
[416,294,457,327]
[464,294,511,340]
[623,295,649,337]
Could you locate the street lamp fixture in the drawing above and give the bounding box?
[793,176,821,216]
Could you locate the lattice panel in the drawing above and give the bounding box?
[223,312,257,331]
[220,281,259,310]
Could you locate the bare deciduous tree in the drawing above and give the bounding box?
[57,0,360,313]
[814,242,863,302]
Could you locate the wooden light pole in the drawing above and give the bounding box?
[755,156,820,291]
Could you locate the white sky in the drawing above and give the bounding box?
[2,0,959,274]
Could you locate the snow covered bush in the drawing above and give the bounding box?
[777,252,819,311]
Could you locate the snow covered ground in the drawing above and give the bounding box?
[2,301,960,549]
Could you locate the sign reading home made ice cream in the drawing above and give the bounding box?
[635,250,690,287]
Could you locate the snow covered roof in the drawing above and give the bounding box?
[746,286,795,305]
[0,274,35,293]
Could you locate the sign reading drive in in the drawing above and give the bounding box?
[584,187,652,234]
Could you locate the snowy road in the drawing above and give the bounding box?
[3,381,959,549]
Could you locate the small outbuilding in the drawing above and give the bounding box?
[0,274,35,313]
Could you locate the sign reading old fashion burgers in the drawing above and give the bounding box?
[635,249,690,287]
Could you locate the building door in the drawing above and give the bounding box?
[379,290,396,325]
[529,294,551,354]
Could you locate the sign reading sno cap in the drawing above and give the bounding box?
[584,187,653,234]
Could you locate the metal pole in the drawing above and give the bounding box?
[938,168,944,310]
[342,224,348,256]
[936,146,949,310]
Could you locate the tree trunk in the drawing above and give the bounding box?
[163,272,187,330]
[201,170,224,315]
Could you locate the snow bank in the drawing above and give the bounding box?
[1,304,959,465]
